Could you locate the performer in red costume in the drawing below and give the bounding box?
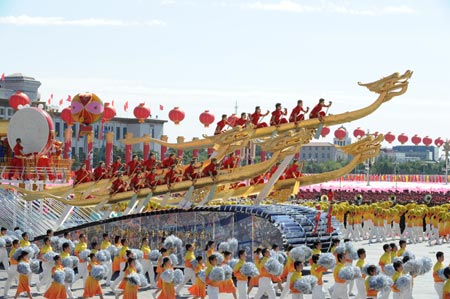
[74,164,92,185]
[249,106,270,128]
[111,156,124,175]
[221,152,240,170]
[93,161,109,180]
[270,103,288,126]
[202,158,219,178]
[126,155,141,176]
[267,162,284,180]
[145,167,162,189]
[142,152,159,171]
[214,114,231,135]
[110,173,128,194]
[164,164,182,188]
[309,98,332,121]
[235,112,248,128]
[183,160,202,182]
[8,138,26,180]
[289,100,310,123]
[161,153,178,168]
[129,170,145,192]
[284,160,304,179]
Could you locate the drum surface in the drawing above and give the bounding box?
[7,107,55,155]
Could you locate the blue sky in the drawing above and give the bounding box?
[1,0,449,147]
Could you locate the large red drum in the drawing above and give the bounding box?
[7,107,55,155]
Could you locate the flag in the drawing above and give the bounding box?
[112,100,115,106]
[66,95,72,102]
[1,73,4,81]
[59,99,63,105]
[124,101,129,112]
[47,98,51,105]
[159,104,164,111]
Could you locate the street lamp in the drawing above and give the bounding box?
[443,140,450,185]
[365,158,374,186]
[393,161,399,191]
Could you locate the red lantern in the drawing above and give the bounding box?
[384,132,396,144]
[411,134,421,146]
[422,136,432,147]
[60,107,75,125]
[168,107,185,125]
[227,114,238,127]
[102,102,116,123]
[133,103,151,123]
[435,138,444,147]
[353,127,365,138]
[398,133,408,144]
[199,110,215,128]
[334,127,347,140]
[9,91,30,110]
[321,126,330,137]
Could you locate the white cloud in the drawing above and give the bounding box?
[243,0,416,16]
[0,15,166,27]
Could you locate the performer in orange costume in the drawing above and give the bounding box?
[157,257,175,299]
[43,255,67,299]
[309,98,332,121]
[289,100,309,123]
[270,103,288,126]
[249,106,270,128]
[83,253,104,299]
[13,251,32,299]
[188,256,206,299]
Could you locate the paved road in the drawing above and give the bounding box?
[0,239,445,298]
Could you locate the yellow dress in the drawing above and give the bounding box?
[83,262,103,297]
[188,263,206,297]
[123,268,139,299]
[158,280,175,299]
[44,265,67,299]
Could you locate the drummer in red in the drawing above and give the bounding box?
[8,138,26,180]
[161,153,178,168]
[111,156,124,175]
[145,167,161,189]
[164,164,182,188]
[284,160,304,179]
[110,173,128,194]
[183,160,202,182]
[127,155,141,176]
[309,98,332,121]
[93,161,109,180]
[235,113,248,128]
[289,100,309,123]
[142,152,159,171]
[221,152,239,170]
[214,114,231,135]
[202,158,219,179]
[249,106,270,128]
[74,164,92,185]
[270,103,288,126]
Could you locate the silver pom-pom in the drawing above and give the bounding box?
[209,266,225,281]
[22,246,36,259]
[79,249,91,262]
[17,262,31,275]
[135,260,143,274]
[13,248,24,261]
[149,250,161,262]
[91,264,107,281]
[276,252,288,265]
[191,259,199,269]
[71,256,79,268]
[318,253,336,269]
[131,249,144,260]
[127,272,141,286]
[53,270,65,284]
[169,253,179,266]
[353,266,362,279]
[174,269,184,285]
[228,259,239,269]
[62,257,72,268]
[58,238,74,251]
[50,236,60,249]
[240,262,259,278]
[30,259,40,274]
[218,242,230,253]
[334,245,345,255]
[401,250,415,260]
[30,244,40,258]
[14,229,24,240]
[198,270,206,282]
[228,238,238,253]
[368,274,393,291]
[161,269,175,283]
[290,246,307,262]
[403,259,421,276]
[384,264,396,277]
[106,245,119,257]
[43,251,57,264]
[0,237,6,248]
[395,274,412,291]
[338,266,356,281]
[264,257,283,276]
[211,252,224,265]
[64,267,75,283]
[138,273,149,287]
[96,250,111,263]
[222,264,233,280]
[293,275,318,294]
[438,268,447,281]
[163,235,182,250]
[417,257,433,275]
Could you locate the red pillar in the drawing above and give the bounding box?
[261,150,266,162]
[105,131,114,167]
[124,132,133,163]
[143,142,150,160]
[86,132,93,171]
[63,127,72,159]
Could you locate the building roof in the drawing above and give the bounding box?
[4,73,37,81]
[302,142,334,147]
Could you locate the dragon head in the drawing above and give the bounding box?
[358,70,413,101]
[337,134,383,161]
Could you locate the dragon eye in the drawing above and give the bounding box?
[85,102,104,114]
[71,102,84,114]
